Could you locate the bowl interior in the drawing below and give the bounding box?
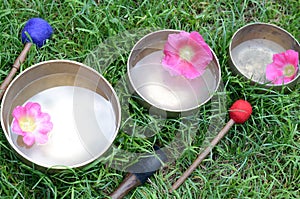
[1,60,120,169]
[229,23,300,85]
[127,30,221,114]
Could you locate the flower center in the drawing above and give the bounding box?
[19,116,36,132]
[179,46,194,61]
[283,64,296,77]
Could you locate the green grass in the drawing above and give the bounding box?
[0,0,299,198]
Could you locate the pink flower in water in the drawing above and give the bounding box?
[162,31,213,79]
[12,102,53,146]
[266,49,299,85]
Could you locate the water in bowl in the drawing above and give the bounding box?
[231,38,285,83]
[10,86,116,168]
[129,50,218,112]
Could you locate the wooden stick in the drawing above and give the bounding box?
[109,146,166,199]
[0,42,32,99]
[170,118,235,192]
[109,173,142,199]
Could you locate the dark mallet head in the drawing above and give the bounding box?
[130,146,167,184]
[109,146,167,199]
[21,18,53,48]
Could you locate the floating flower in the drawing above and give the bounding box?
[162,31,213,79]
[266,49,299,85]
[11,102,53,146]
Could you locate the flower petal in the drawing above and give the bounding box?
[11,101,53,146]
[191,48,212,75]
[38,112,51,122]
[265,49,299,85]
[285,49,299,67]
[162,52,181,75]
[266,63,282,80]
[189,31,211,56]
[35,133,49,144]
[11,120,25,136]
[164,32,190,55]
[37,122,53,134]
[23,133,35,146]
[272,53,287,70]
[162,52,200,79]
[162,31,213,79]
[25,102,41,117]
[180,62,201,79]
[12,106,26,120]
[283,76,294,84]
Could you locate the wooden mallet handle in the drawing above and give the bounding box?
[109,173,142,199]
[170,119,235,191]
[170,99,252,192]
[0,42,32,99]
[109,146,167,199]
[0,18,53,100]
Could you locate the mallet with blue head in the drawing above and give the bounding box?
[0,18,53,99]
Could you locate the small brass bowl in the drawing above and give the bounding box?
[1,60,121,170]
[127,30,221,116]
[229,23,300,89]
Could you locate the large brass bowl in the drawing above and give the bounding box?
[1,60,121,170]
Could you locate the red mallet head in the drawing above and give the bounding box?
[229,99,252,124]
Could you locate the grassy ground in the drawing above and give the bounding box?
[0,0,299,198]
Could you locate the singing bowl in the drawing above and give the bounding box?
[127,30,221,116]
[1,60,121,170]
[229,23,300,89]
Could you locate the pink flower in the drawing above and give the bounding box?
[266,49,299,85]
[11,102,53,146]
[162,31,213,79]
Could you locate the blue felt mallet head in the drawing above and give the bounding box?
[21,18,53,48]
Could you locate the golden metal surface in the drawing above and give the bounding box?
[1,60,121,169]
[127,30,221,116]
[229,23,300,89]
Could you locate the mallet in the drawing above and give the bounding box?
[170,99,253,192]
[109,146,167,199]
[0,18,53,99]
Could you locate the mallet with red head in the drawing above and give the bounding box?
[170,99,253,192]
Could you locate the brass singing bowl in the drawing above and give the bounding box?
[229,23,300,89]
[1,60,121,170]
[127,30,221,117]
